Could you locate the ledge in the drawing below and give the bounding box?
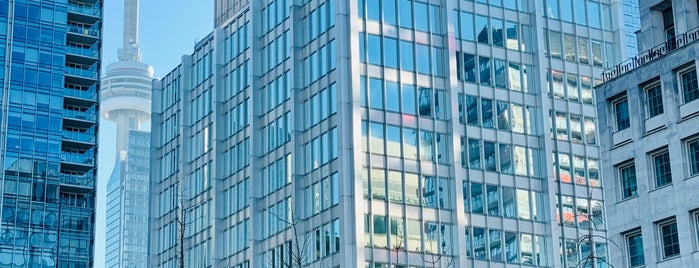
[679,98,699,119]
[644,115,666,134]
[612,128,632,146]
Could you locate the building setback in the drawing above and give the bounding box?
[150,0,621,267]
[596,0,699,267]
[0,0,102,267]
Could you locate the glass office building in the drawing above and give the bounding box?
[105,130,150,267]
[150,0,620,267]
[0,0,101,267]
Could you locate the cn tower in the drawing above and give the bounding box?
[102,0,153,267]
[101,0,153,156]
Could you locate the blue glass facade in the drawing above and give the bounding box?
[0,0,100,267]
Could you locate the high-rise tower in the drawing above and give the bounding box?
[101,0,152,267]
[150,1,622,267]
[0,0,102,267]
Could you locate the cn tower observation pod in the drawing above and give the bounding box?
[101,60,154,156]
[101,60,153,124]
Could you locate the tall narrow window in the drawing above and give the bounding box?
[619,163,638,199]
[626,231,645,267]
[651,149,672,187]
[645,82,664,117]
[663,7,676,49]
[679,67,699,104]
[694,211,699,250]
[613,97,630,131]
[658,218,680,259]
[688,138,699,176]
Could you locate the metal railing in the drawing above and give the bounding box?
[60,150,95,166]
[64,85,97,101]
[63,107,97,122]
[62,129,96,144]
[65,66,98,79]
[67,23,100,38]
[602,25,699,83]
[66,44,98,58]
[60,173,95,188]
[68,2,100,16]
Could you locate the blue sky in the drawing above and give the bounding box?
[95,0,213,264]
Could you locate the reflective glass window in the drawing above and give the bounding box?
[386,125,401,157]
[383,0,397,25]
[369,78,383,110]
[482,98,493,128]
[491,18,504,47]
[402,84,416,115]
[384,37,398,68]
[414,2,428,32]
[461,12,474,41]
[367,34,381,65]
[403,127,418,159]
[399,0,413,28]
[479,56,491,86]
[471,183,484,214]
[386,81,400,113]
[400,41,414,71]
[370,122,384,155]
[484,141,496,172]
[477,15,489,44]
[371,169,386,200]
[405,173,420,205]
[387,171,403,203]
[468,138,481,169]
[487,185,500,216]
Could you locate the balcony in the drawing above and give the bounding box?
[67,23,99,44]
[61,150,95,167]
[66,43,98,66]
[62,129,96,145]
[68,1,100,21]
[65,65,98,81]
[602,26,699,83]
[60,172,95,189]
[63,106,97,123]
[64,85,97,103]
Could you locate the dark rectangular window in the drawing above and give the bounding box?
[646,83,664,117]
[652,150,672,187]
[620,163,637,199]
[626,232,645,267]
[659,220,680,259]
[463,53,476,83]
[689,139,699,176]
[614,98,630,131]
[680,67,699,103]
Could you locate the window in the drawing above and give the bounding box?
[679,66,699,103]
[645,82,664,117]
[619,163,637,199]
[694,211,699,250]
[651,149,672,187]
[625,230,645,267]
[689,138,699,176]
[613,97,630,131]
[663,7,675,47]
[658,218,680,259]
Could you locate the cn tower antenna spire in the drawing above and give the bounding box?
[118,0,141,62]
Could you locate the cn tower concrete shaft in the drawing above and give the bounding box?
[119,0,141,62]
